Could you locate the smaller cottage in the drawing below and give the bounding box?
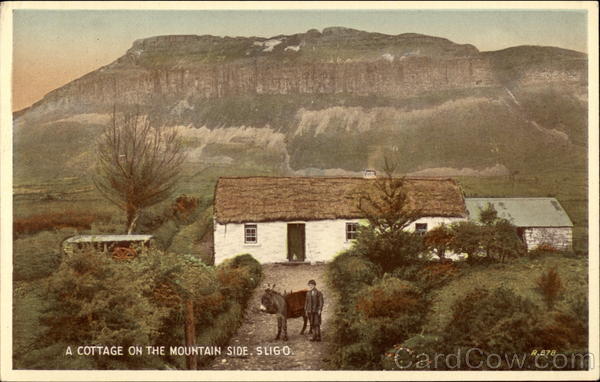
[465,198,573,250]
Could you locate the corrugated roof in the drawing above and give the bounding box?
[64,235,153,243]
[214,176,468,224]
[465,198,573,227]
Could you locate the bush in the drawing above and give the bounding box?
[13,229,77,281]
[331,276,429,369]
[35,246,171,369]
[423,224,453,260]
[151,219,179,249]
[328,251,380,304]
[26,247,262,370]
[195,302,243,367]
[217,253,262,290]
[443,287,547,358]
[536,267,563,309]
[449,221,484,263]
[355,277,424,318]
[414,262,461,291]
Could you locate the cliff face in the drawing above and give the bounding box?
[14,28,588,181]
[35,58,496,110]
[20,28,586,118]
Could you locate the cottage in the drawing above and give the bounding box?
[213,176,468,264]
[465,198,573,250]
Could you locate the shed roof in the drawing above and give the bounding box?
[214,176,467,224]
[64,235,153,243]
[465,198,573,227]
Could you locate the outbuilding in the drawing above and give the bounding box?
[465,198,573,250]
[213,176,468,264]
[62,234,154,259]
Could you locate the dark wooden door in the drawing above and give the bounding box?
[287,223,306,262]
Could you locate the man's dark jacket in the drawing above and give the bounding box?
[304,288,324,313]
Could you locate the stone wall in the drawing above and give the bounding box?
[523,227,573,250]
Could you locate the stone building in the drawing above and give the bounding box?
[465,198,573,250]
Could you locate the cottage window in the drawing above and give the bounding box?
[244,224,257,244]
[415,223,428,235]
[346,223,359,241]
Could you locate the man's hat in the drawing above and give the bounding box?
[308,279,316,286]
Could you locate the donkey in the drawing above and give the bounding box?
[259,283,311,341]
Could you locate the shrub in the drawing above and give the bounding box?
[443,287,545,357]
[390,263,424,282]
[217,254,262,289]
[355,277,424,318]
[535,267,563,309]
[423,224,453,260]
[414,262,461,291]
[13,229,77,281]
[36,246,171,369]
[151,219,179,249]
[328,251,380,304]
[331,276,429,369]
[449,221,484,263]
[195,302,243,367]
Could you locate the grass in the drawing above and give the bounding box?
[423,252,588,334]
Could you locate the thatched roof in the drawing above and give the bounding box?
[214,176,467,224]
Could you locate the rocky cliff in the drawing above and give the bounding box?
[18,28,585,118]
[14,28,588,181]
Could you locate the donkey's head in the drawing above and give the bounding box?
[260,283,282,314]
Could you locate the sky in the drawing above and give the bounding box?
[12,7,589,111]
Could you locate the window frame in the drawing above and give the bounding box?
[415,223,428,235]
[346,222,359,241]
[244,223,258,244]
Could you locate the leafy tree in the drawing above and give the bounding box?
[449,221,484,263]
[478,203,526,262]
[353,159,424,271]
[423,224,453,260]
[94,107,186,233]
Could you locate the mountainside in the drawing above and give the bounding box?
[14,27,588,184]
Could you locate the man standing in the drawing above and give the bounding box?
[304,279,324,341]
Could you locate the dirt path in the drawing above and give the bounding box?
[209,263,336,370]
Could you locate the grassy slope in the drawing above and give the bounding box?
[423,253,588,334]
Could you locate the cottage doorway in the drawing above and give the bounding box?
[287,223,306,262]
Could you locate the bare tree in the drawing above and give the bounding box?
[94,108,186,233]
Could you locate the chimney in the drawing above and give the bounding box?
[363,169,377,179]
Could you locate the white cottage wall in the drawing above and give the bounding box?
[409,217,466,232]
[214,221,288,265]
[304,219,362,262]
[214,216,466,265]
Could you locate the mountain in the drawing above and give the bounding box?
[14,27,588,185]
